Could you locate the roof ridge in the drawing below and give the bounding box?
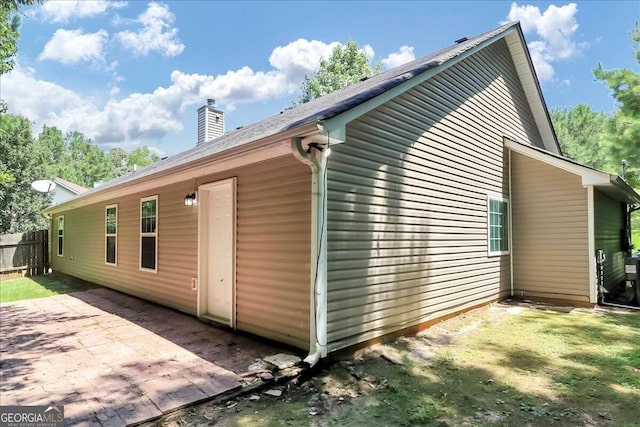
[46,22,520,208]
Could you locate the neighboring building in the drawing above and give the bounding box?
[43,22,640,364]
[197,98,225,146]
[51,177,87,205]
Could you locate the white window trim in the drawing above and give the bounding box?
[105,204,118,266]
[57,215,64,257]
[139,195,158,273]
[487,195,510,257]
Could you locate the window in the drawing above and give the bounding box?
[106,204,117,265]
[488,196,509,256]
[57,216,64,257]
[140,196,158,271]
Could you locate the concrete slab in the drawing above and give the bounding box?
[0,287,286,426]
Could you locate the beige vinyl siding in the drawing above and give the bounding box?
[595,190,626,290]
[52,182,198,313]
[326,39,537,351]
[51,154,310,349]
[511,152,590,302]
[235,157,311,349]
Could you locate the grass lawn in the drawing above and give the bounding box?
[150,304,640,427]
[0,274,99,302]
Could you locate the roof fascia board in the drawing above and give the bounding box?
[505,137,607,183]
[610,176,640,205]
[53,179,80,195]
[504,30,561,154]
[322,26,517,137]
[505,138,640,204]
[54,181,76,194]
[44,123,319,215]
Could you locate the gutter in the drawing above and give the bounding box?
[291,136,330,367]
[610,175,640,205]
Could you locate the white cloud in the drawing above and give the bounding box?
[33,0,127,23]
[115,2,184,57]
[361,44,375,61]
[382,45,416,69]
[39,29,108,65]
[504,2,580,82]
[108,69,124,97]
[3,65,94,125]
[269,38,340,85]
[526,41,555,81]
[4,37,383,148]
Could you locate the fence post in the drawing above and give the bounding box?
[43,229,49,274]
[0,229,47,279]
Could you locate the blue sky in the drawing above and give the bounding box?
[4,1,639,156]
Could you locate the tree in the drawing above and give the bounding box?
[108,148,129,178]
[35,125,74,179]
[296,40,382,104]
[550,104,609,169]
[1,0,39,75]
[66,131,113,187]
[33,124,161,187]
[32,126,113,188]
[127,146,160,170]
[594,25,640,189]
[108,146,160,178]
[0,114,50,233]
[1,0,40,112]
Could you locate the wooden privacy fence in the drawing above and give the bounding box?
[0,230,49,279]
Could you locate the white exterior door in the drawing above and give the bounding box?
[199,178,236,325]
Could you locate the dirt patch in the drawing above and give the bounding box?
[145,302,640,427]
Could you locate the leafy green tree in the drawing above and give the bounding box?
[0,0,40,75]
[1,0,41,75]
[296,40,382,104]
[0,5,20,75]
[33,126,112,188]
[35,125,74,179]
[34,124,161,187]
[66,131,112,188]
[594,25,640,189]
[108,146,160,178]
[127,146,160,169]
[0,114,49,233]
[108,148,129,177]
[550,104,608,169]
[1,0,40,112]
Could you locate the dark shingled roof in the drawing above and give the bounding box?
[63,22,517,200]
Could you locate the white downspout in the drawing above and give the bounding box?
[587,185,597,303]
[291,137,328,366]
[508,149,514,297]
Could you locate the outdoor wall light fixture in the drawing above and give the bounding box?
[184,192,197,206]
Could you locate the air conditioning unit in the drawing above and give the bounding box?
[625,256,640,305]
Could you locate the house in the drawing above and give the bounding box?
[43,22,640,364]
[51,177,88,205]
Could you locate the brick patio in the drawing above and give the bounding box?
[0,288,286,426]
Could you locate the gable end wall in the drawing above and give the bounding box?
[326,39,543,351]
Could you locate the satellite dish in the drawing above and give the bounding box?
[31,179,57,194]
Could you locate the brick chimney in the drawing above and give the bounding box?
[197,98,224,146]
